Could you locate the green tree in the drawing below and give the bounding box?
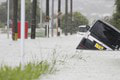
[111,0,120,29]
[61,12,89,34]
[0,2,7,28]
[18,0,40,28]
[0,0,42,28]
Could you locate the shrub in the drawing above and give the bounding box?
[0,61,49,80]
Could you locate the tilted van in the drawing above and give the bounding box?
[77,20,120,50]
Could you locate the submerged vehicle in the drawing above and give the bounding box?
[77,20,120,50]
[77,25,90,35]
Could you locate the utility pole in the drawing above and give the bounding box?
[13,0,18,40]
[31,0,37,39]
[7,0,10,39]
[21,0,25,66]
[65,0,68,35]
[57,0,61,36]
[10,0,14,20]
[70,0,73,34]
[51,0,54,37]
[70,0,73,21]
[58,0,61,28]
[45,0,50,37]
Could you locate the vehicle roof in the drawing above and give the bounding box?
[94,20,120,33]
[78,25,86,28]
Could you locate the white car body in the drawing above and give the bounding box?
[77,25,89,35]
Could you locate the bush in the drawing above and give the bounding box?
[0,61,49,80]
[0,22,5,28]
[61,12,89,34]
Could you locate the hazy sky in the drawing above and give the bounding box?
[0,0,5,3]
[0,0,115,21]
[42,0,115,21]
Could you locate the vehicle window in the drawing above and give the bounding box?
[90,21,120,49]
[79,27,87,32]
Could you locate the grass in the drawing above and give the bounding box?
[49,49,57,73]
[0,49,59,80]
[0,61,49,80]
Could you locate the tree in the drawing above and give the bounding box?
[0,0,41,28]
[61,12,89,34]
[0,0,14,28]
[111,0,120,29]
[18,0,40,28]
[0,2,7,28]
